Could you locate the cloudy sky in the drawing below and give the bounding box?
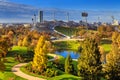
[0,0,120,23]
[3,0,120,10]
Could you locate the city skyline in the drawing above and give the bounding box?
[0,0,120,23]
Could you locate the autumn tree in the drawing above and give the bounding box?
[97,25,114,38]
[92,33,102,45]
[99,46,106,63]
[117,34,120,47]
[22,36,29,47]
[103,43,120,80]
[112,31,119,43]
[32,36,53,73]
[65,54,74,74]
[0,37,10,72]
[78,29,86,36]
[97,25,106,34]
[77,38,102,80]
[17,39,22,46]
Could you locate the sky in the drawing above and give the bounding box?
[0,0,120,23]
[4,0,120,11]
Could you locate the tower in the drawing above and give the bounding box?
[34,14,36,24]
[67,12,69,22]
[39,11,43,23]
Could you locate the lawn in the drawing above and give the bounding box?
[101,44,111,53]
[53,40,81,50]
[0,57,26,80]
[48,74,81,80]
[55,26,80,36]
[100,39,112,53]
[12,46,28,54]
[0,46,28,80]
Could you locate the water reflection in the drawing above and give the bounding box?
[55,50,80,59]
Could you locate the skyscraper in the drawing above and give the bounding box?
[39,11,43,23]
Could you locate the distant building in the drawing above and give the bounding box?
[0,24,3,28]
[6,24,14,27]
[102,23,107,26]
[38,11,43,23]
[23,24,31,28]
[112,19,119,26]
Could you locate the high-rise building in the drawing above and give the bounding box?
[39,11,43,23]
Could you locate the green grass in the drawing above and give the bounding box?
[55,26,80,36]
[100,39,112,53]
[0,57,26,80]
[48,74,81,80]
[101,44,111,53]
[11,46,28,54]
[53,41,80,50]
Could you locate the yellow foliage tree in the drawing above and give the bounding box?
[0,37,10,72]
[32,36,52,73]
[17,40,22,46]
[99,46,106,63]
[112,31,119,43]
[22,36,29,47]
[104,43,120,79]
[116,34,120,47]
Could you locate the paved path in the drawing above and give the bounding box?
[12,63,45,80]
[52,38,84,42]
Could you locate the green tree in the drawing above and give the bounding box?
[103,43,120,80]
[77,38,102,80]
[65,54,74,74]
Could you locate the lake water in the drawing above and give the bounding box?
[55,50,80,59]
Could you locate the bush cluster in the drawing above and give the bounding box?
[25,62,59,77]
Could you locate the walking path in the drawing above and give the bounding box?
[12,63,45,80]
[52,38,84,42]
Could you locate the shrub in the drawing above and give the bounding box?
[65,54,74,74]
[45,68,59,77]
[15,55,24,62]
[25,62,32,72]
